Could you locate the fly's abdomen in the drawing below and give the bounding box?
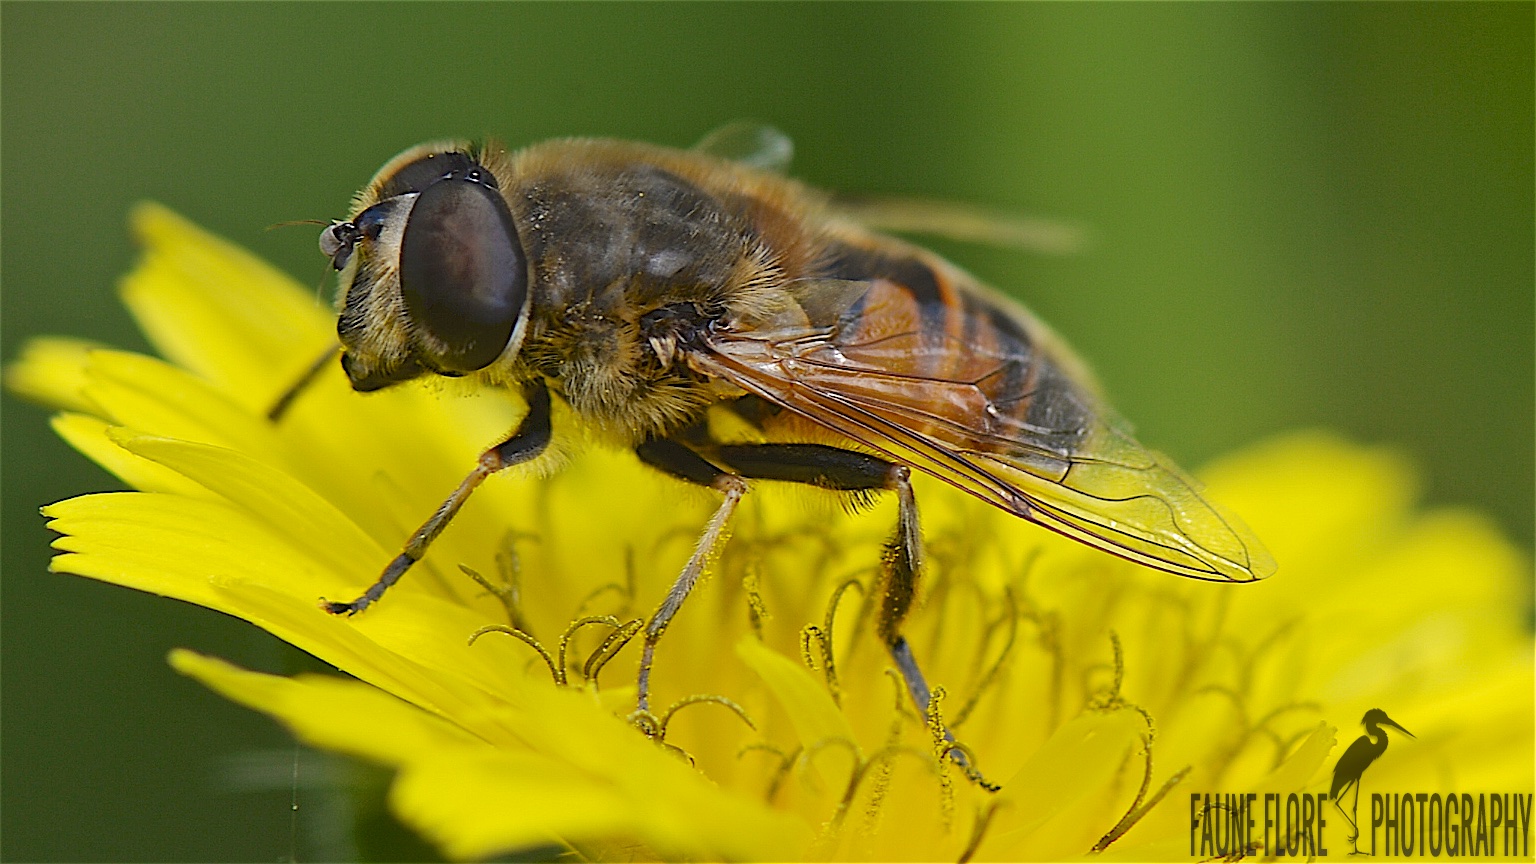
[815,236,1096,474]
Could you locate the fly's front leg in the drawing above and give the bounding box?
[713,443,995,789]
[323,380,553,616]
[633,437,746,713]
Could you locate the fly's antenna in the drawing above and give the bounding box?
[267,345,339,422]
[264,218,328,231]
[265,217,344,301]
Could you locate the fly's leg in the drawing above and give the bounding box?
[710,443,996,789]
[877,467,997,789]
[323,380,553,616]
[267,344,340,422]
[630,438,900,711]
[632,437,747,713]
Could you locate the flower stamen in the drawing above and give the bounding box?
[1087,630,1127,709]
[815,742,935,854]
[627,709,661,738]
[1098,731,1154,850]
[496,531,538,627]
[574,583,631,619]
[859,755,894,839]
[1010,567,1065,730]
[457,531,541,633]
[925,688,958,829]
[864,668,911,836]
[798,735,863,794]
[884,667,920,724]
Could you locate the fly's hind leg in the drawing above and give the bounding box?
[870,464,998,790]
[710,443,997,789]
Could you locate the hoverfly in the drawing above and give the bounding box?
[306,125,1274,779]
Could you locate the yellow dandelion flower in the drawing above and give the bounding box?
[10,206,1531,861]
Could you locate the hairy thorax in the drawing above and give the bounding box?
[500,141,821,443]
[516,299,728,442]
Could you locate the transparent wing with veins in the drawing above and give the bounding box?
[691,278,1276,583]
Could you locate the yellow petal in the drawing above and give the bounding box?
[44,491,318,609]
[4,337,105,413]
[1349,654,1533,792]
[204,580,527,741]
[496,684,812,861]
[981,707,1147,859]
[1253,721,1335,793]
[123,202,333,413]
[107,430,386,582]
[395,736,810,862]
[391,749,639,860]
[81,349,289,465]
[172,651,664,859]
[181,643,814,861]
[45,496,495,724]
[737,634,860,786]
[50,414,211,498]
[169,649,483,764]
[1199,431,1416,575]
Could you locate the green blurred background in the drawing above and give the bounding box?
[3,3,1530,861]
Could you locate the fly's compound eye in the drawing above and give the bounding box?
[399,171,528,373]
[379,151,484,198]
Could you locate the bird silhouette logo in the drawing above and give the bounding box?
[1332,709,1415,855]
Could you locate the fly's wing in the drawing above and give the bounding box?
[693,277,1275,583]
[830,194,1087,256]
[693,122,794,174]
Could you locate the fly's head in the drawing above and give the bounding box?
[323,143,531,391]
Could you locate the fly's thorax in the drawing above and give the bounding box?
[504,142,818,314]
[497,143,819,441]
[512,268,773,444]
